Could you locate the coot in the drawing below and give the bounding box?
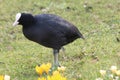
[13,13,84,66]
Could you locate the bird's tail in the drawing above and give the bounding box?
[78,32,85,40]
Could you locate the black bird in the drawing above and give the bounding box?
[13,13,84,66]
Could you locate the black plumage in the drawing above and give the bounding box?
[13,13,84,66]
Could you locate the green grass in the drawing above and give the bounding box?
[0,0,120,80]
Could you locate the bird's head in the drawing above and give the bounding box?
[13,13,35,26]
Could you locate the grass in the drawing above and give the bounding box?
[0,0,120,80]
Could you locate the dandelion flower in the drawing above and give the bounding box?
[116,70,120,76]
[110,66,117,73]
[99,70,106,76]
[0,75,4,80]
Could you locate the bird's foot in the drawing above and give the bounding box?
[51,63,61,71]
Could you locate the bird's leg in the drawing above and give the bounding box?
[53,49,60,66]
[61,47,66,60]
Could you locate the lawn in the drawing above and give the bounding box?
[0,0,120,80]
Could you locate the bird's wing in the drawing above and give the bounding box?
[43,14,82,38]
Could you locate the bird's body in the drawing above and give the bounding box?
[13,13,84,66]
[22,14,83,49]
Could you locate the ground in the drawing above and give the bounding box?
[0,0,120,80]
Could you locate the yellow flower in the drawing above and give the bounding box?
[47,70,67,80]
[46,63,52,69]
[116,70,120,76]
[38,77,46,80]
[40,63,47,72]
[44,63,51,74]
[52,71,60,76]
[0,75,4,80]
[47,73,66,80]
[110,66,117,73]
[47,75,52,80]
[99,70,106,76]
[35,65,44,75]
[35,63,67,80]
[41,63,51,74]
[35,63,52,75]
[58,66,66,72]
